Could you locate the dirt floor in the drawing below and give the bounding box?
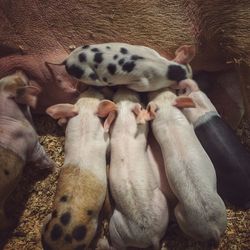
[0,114,249,250]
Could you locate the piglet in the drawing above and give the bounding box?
[61,42,194,92]
[147,88,227,245]
[96,88,169,249]
[43,87,110,250]
[0,73,55,232]
[175,79,250,208]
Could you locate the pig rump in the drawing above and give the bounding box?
[195,115,250,208]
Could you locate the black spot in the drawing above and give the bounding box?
[131,55,144,60]
[103,77,107,82]
[50,224,63,241]
[108,82,113,85]
[3,169,9,175]
[60,212,71,225]
[94,64,98,69]
[107,64,117,75]
[91,48,99,52]
[118,58,125,66]
[122,61,135,73]
[65,65,84,79]
[89,72,98,80]
[60,195,68,202]
[113,54,118,60]
[72,225,87,241]
[82,45,90,49]
[64,234,72,243]
[41,235,53,250]
[74,244,86,250]
[52,210,57,218]
[78,53,87,62]
[167,65,187,82]
[106,46,111,49]
[94,52,103,64]
[87,210,93,216]
[120,47,128,54]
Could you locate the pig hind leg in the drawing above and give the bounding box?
[174,203,221,245]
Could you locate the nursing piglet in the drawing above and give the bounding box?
[43,88,109,250]
[0,73,55,232]
[147,89,227,245]
[175,79,250,208]
[97,88,169,249]
[62,42,195,92]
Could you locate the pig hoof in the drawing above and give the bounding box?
[160,242,168,250]
[96,236,111,250]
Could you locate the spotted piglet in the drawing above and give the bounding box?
[0,73,55,232]
[175,79,250,208]
[96,88,169,249]
[63,42,195,92]
[43,88,109,250]
[147,89,227,245]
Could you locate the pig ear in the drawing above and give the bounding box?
[146,102,159,120]
[103,110,117,132]
[46,104,79,122]
[15,86,41,109]
[173,96,196,108]
[97,100,117,117]
[97,100,117,132]
[132,104,151,124]
[174,45,196,64]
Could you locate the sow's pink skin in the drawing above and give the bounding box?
[147,88,227,245]
[0,73,55,232]
[175,79,250,208]
[62,43,195,92]
[43,88,110,250]
[96,88,169,250]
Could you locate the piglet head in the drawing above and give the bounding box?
[96,100,117,133]
[46,103,79,126]
[132,103,151,124]
[2,73,41,109]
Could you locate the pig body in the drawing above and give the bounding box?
[0,74,54,232]
[43,88,109,249]
[105,88,168,249]
[64,42,193,92]
[177,79,250,208]
[0,53,79,113]
[148,89,227,244]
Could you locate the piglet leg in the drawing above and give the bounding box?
[28,141,55,170]
[96,236,116,250]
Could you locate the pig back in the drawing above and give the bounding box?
[194,114,250,208]
[0,146,24,201]
[0,113,38,163]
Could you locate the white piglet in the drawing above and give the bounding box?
[42,88,110,250]
[147,88,227,246]
[97,88,169,249]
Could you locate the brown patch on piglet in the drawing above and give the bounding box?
[42,164,106,250]
[0,146,24,232]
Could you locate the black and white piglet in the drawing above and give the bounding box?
[62,42,195,92]
[175,79,250,209]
